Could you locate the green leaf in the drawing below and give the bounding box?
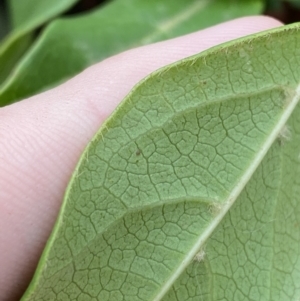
[0,0,263,106]
[21,23,300,300]
[0,0,79,86]
[7,0,79,30]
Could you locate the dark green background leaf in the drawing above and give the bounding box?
[0,0,9,41]
[0,0,263,106]
[0,0,79,87]
[7,0,80,29]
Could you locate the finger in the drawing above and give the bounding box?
[0,16,282,301]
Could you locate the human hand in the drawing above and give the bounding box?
[0,16,282,301]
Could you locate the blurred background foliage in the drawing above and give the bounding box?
[0,0,299,106]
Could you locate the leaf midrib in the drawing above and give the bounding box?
[152,83,300,301]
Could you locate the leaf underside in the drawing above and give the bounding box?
[22,23,300,301]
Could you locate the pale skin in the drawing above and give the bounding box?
[0,16,282,301]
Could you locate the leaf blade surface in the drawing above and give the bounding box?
[22,23,300,301]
